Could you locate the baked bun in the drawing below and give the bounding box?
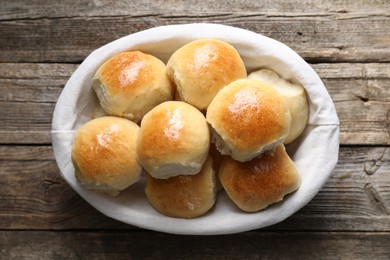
[137,101,210,179]
[248,69,308,144]
[218,144,300,212]
[166,39,247,111]
[206,79,291,162]
[93,51,174,123]
[145,156,216,219]
[71,116,142,196]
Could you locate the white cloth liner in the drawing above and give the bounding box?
[51,23,339,235]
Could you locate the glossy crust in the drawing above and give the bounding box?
[93,51,174,123]
[248,69,309,144]
[206,79,291,162]
[218,144,300,212]
[71,116,142,196]
[145,156,216,219]
[166,39,247,111]
[137,101,210,179]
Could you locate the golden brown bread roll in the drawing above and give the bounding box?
[137,101,210,179]
[93,51,174,123]
[145,156,216,219]
[218,144,300,212]
[71,116,142,196]
[248,69,309,144]
[166,39,247,111]
[206,79,291,162]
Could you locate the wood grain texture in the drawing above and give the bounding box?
[314,63,390,144]
[2,0,389,20]
[1,63,389,145]
[0,145,389,231]
[0,15,389,63]
[1,0,389,257]
[0,231,389,259]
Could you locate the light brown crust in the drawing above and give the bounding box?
[71,116,142,196]
[167,39,247,110]
[218,144,300,212]
[206,79,291,162]
[93,51,173,123]
[95,51,162,95]
[145,156,216,218]
[137,101,210,178]
[247,69,309,144]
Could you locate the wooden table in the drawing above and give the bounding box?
[1,0,389,258]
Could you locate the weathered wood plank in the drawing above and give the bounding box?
[313,63,390,79]
[0,63,74,103]
[0,158,124,229]
[0,231,389,259]
[0,146,388,231]
[0,101,54,128]
[1,63,389,145]
[0,131,51,145]
[0,0,388,256]
[1,0,389,20]
[0,145,54,160]
[0,15,389,63]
